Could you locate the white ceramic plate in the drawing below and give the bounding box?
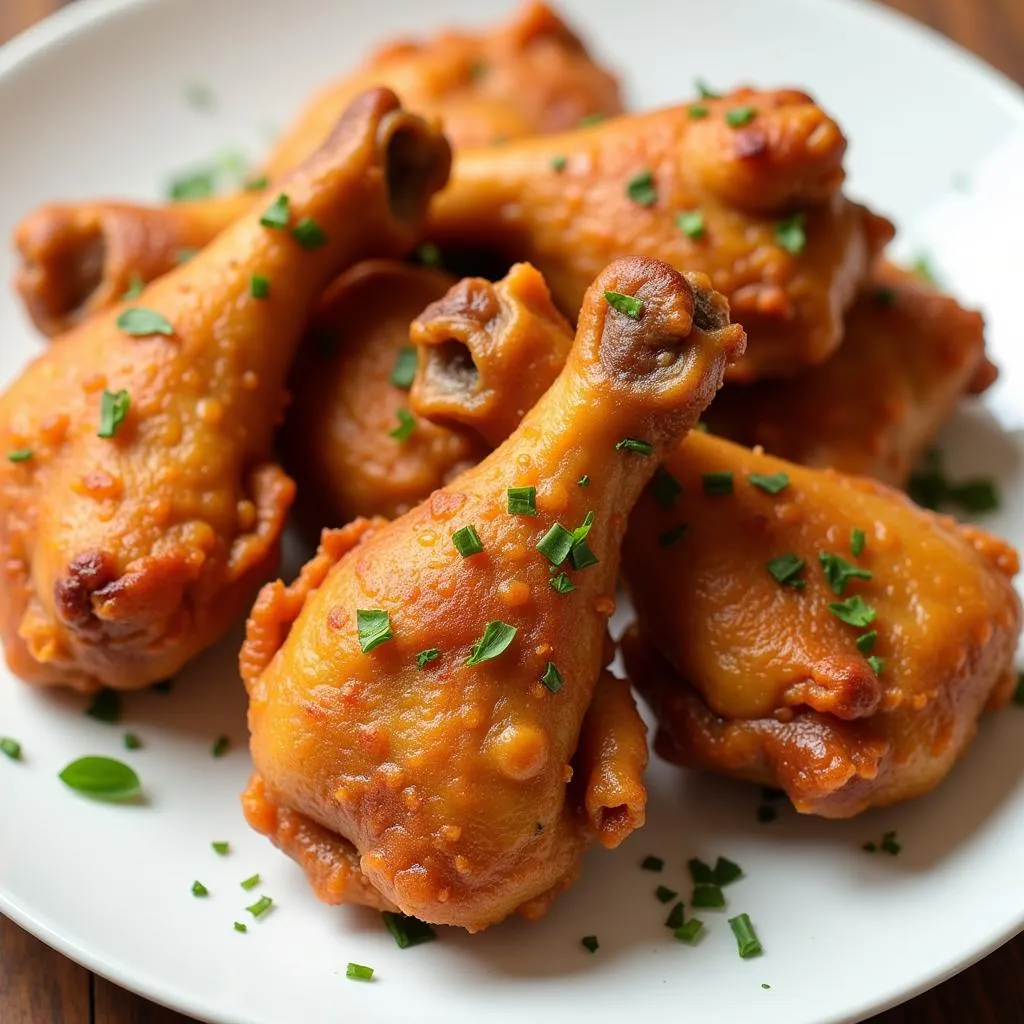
[1,1,1023,1022]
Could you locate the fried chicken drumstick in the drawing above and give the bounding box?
[0,88,451,691]
[240,256,745,930]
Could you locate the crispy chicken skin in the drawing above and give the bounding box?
[240,257,746,930]
[706,263,996,484]
[427,88,894,381]
[14,2,620,337]
[620,432,1021,818]
[0,89,452,692]
[281,261,486,528]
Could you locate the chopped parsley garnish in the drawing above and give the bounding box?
[452,525,484,557]
[675,919,704,943]
[211,735,229,758]
[851,528,866,557]
[652,469,682,509]
[692,884,725,909]
[0,738,22,760]
[346,963,374,981]
[123,273,145,300]
[246,895,273,918]
[357,609,393,653]
[828,594,877,627]
[867,655,886,675]
[688,104,710,119]
[465,621,517,666]
[240,874,260,891]
[912,253,938,285]
[389,408,416,441]
[725,106,756,128]
[641,855,664,872]
[572,511,595,544]
[659,525,689,547]
[191,880,209,897]
[766,553,806,589]
[381,911,436,948]
[714,857,743,886]
[615,438,654,456]
[626,169,658,207]
[540,662,563,693]
[908,449,1000,514]
[819,552,872,596]
[748,472,789,495]
[244,175,270,192]
[863,842,877,853]
[581,935,599,953]
[250,274,270,299]
[97,389,130,439]
[58,756,140,801]
[86,689,120,724]
[259,194,290,229]
[855,631,878,654]
[578,475,590,487]
[881,830,901,855]
[688,858,715,884]
[550,573,575,594]
[292,217,327,250]
[537,523,575,566]
[695,78,720,99]
[233,921,248,933]
[415,242,443,268]
[665,902,685,929]
[212,841,230,856]
[702,471,734,496]
[551,155,568,172]
[390,347,418,389]
[507,486,537,515]
[569,538,599,570]
[676,210,705,239]
[774,212,806,255]
[169,170,216,201]
[416,648,440,670]
[117,307,174,337]
[604,290,644,319]
[123,732,142,750]
[948,480,1000,513]
[655,885,678,904]
[729,913,763,958]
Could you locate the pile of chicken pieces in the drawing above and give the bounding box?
[1,2,1019,933]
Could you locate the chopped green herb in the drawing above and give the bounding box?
[191,880,208,897]
[86,689,120,724]
[357,609,393,653]
[873,287,896,307]
[665,902,685,929]
[250,274,270,299]
[212,841,230,856]
[390,347,418,389]
[569,538,599,570]
[949,480,1000,513]
[97,389,131,439]
[452,525,484,558]
[912,253,938,285]
[659,525,689,547]
[169,170,216,201]
[819,552,873,596]
[675,918,704,943]
[867,655,886,675]
[292,217,327,250]
[729,913,763,958]
[725,106,756,128]
[604,290,644,319]
[549,573,575,595]
[117,307,174,337]
[507,486,537,515]
[655,885,678,904]
[466,621,517,666]
[123,273,145,300]
[651,469,682,510]
[692,884,725,909]
[881,830,901,856]
[695,78,720,99]
[571,511,595,544]
[641,855,664,872]
[762,983,771,990]
[615,438,654,457]
[246,895,273,918]
[211,735,229,758]
[415,242,443,268]
[676,209,705,239]
[748,472,789,495]
[416,648,440,670]
[851,528,866,557]
[581,935,599,953]
[856,631,878,654]
[389,408,416,441]
[688,858,715,884]
[59,756,140,801]
[578,475,590,487]
[540,661,564,693]
[175,248,197,265]
[234,921,248,933]
[863,842,877,853]
[241,873,260,891]
[702,471,734,496]
[828,594,877,627]
[626,169,658,207]
[537,523,575,566]
[766,553,806,589]
[551,155,568,172]
[0,738,21,760]
[123,732,142,751]
[774,212,806,255]
[346,963,374,981]
[381,911,436,948]
[259,193,290,229]
[714,857,743,886]
[908,449,1000,514]
[757,805,777,824]
[688,104,710,119]
[244,175,270,192]
[578,113,605,127]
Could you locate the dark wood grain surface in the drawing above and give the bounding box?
[0,1,1021,1022]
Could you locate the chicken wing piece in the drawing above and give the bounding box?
[0,89,451,692]
[705,263,996,484]
[15,1,620,337]
[620,432,1021,818]
[281,261,486,529]
[427,88,894,381]
[240,256,746,930]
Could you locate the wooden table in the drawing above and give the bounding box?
[0,1,1022,1021]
